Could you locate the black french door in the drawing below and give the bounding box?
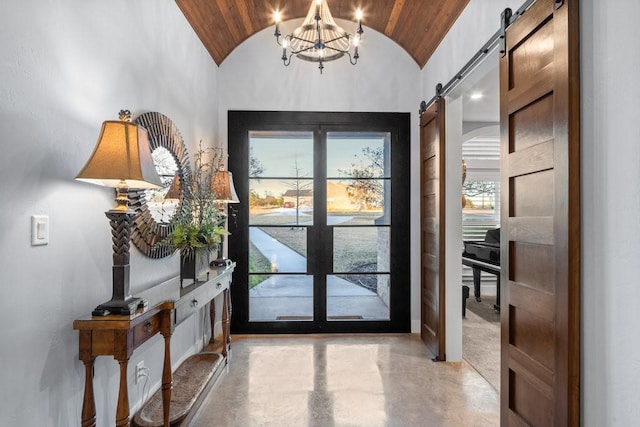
[228,111,410,334]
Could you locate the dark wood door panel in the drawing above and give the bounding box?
[509,19,554,88]
[500,0,580,425]
[508,140,554,177]
[423,194,437,218]
[510,242,555,293]
[419,99,446,361]
[511,170,554,216]
[510,304,555,369]
[509,370,553,427]
[511,94,555,151]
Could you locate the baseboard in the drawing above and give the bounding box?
[411,319,420,334]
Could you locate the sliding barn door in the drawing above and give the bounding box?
[500,0,580,425]
[420,99,446,361]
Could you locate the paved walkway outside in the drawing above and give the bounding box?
[249,226,389,321]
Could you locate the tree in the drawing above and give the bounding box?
[249,146,265,178]
[283,157,312,227]
[339,146,384,210]
[462,181,496,208]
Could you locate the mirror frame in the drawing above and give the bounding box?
[130,112,192,258]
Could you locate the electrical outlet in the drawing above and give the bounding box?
[135,361,146,384]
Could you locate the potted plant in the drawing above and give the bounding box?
[167,143,228,285]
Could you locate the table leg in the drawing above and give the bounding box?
[222,288,230,359]
[80,359,96,427]
[209,300,216,346]
[78,331,96,427]
[115,359,130,427]
[161,333,172,427]
[160,310,173,427]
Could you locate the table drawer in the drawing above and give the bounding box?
[175,276,230,325]
[132,315,160,348]
[175,295,204,325]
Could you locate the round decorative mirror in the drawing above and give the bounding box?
[129,112,192,258]
[145,146,179,222]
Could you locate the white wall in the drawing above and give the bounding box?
[218,19,422,329]
[218,19,420,131]
[0,1,218,425]
[421,0,521,99]
[581,0,640,425]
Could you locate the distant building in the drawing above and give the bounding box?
[282,189,313,207]
[327,182,357,211]
[281,184,357,211]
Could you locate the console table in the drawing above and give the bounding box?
[73,263,234,427]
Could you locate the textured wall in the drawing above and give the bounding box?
[581,0,640,424]
[0,1,218,425]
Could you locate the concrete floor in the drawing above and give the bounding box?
[462,294,500,392]
[190,334,499,426]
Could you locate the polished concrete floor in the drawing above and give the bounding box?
[462,294,500,392]
[189,334,499,426]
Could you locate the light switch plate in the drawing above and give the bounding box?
[31,215,49,246]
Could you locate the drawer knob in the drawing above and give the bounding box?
[191,299,199,307]
[144,322,153,333]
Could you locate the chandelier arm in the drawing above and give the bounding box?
[288,35,319,53]
[290,45,317,56]
[350,52,359,65]
[342,51,359,66]
[323,44,351,55]
[323,34,350,46]
[289,34,316,45]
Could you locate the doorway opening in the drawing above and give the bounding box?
[449,48,501,391]
[228,111,411,334]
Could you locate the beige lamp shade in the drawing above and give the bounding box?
[76,120,162,189]
[164,172,181,200]
[212,169,240,203]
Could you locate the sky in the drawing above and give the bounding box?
[249,132,388,198]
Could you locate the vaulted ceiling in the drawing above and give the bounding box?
[175,0,470,68]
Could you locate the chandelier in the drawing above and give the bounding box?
[274,0,364,73]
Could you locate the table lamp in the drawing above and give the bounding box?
[211,166,239,203]
[210,166,239,267]
[76,110,162,316]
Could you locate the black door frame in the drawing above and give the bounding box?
[228,110,411,334]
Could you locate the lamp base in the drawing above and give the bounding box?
[210,257,232,269]
[92,297,147,316]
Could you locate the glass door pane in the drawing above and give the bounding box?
[326,132,391,320]
[248,131,314,321]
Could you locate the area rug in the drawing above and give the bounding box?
[466,294,500,323]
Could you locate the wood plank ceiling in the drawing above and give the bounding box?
[175,0,470,68]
